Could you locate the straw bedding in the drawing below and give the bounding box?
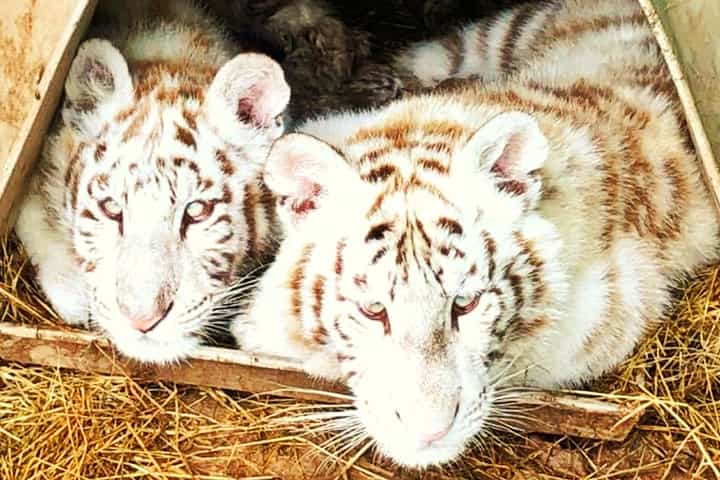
[1,231,719,479]
[2,2,720,474]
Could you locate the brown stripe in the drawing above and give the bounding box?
[515,232,545,303]
[216,150,235,175]
[371,246,388,264]
[311,274,326,323]
[415,219,432,248]
[395,231,407,266]
[334,316,351,342]
[94,142,106,162]
[437,217,463,235]
[361,164,399,183]
[417,158,449,175]
[121,102,150,142]
[421,121,469,139]
[155,84,206,103]
[335,240,346,276]
[365,222,393,242]
[366,188,391,219]
[349,120,412,147]
[655,157,687,240]
[425,142,452,155]
[243,183,258,256]
[80,209,97,221]
[497,179,527,196]
[500,4,535,74]
[547,12,647,47]
[475,19,490,61]
[289,244,316,320]
[175,123,197,149]
[439,29,465,76]
[258,180,277,247]
[182,108,197,130]
[404,174,454,207]
[312,325,329,346]
[187,161,200,175]
[358,146,393,165]
[503,261,524,310]
[581,267,621,355]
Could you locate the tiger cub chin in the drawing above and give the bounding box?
[14,0,286,363]
[232,0,720,468]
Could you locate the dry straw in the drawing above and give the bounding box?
[1,235,719,479]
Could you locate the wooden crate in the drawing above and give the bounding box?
[0,0,716,442]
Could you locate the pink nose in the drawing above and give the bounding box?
[122,301,174,334]
[129,314,163,333]
[419,425,452,447]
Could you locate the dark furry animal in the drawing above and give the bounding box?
[205,0,533,120]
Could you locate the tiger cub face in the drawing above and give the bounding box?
[54,40,288,362]
[239,111,567,466]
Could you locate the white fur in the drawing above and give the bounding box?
[235,0,720,468]
[16,1,287,363]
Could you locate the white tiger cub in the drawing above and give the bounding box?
[15,0,288,363]
[233,0,720,468]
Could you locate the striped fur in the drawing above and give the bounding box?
[15,0,287,363]
[234,0,720,468]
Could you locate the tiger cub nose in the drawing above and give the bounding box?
[122,301,174,334]
[419,424,453,447]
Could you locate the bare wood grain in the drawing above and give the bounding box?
[0,322,645,441]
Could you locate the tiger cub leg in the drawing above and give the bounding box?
[15,191,91,327]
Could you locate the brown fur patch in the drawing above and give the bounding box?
[288,244,316,320]
[417,158,449,175]
[215,150,235,176]
[361,164,399,183]
[358,146,393,165]
[175,123,197,149]
[437,217,463,235]
[365,222,393,242]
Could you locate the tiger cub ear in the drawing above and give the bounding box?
[206,53,290,138]
[63,39,133,127]
[264,133,357,228]
[459,111,548,207]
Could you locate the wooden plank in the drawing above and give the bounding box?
[0,321,645,441]
[0,322,347,403]
[640,0,720,212]
[516,391,644,442]
[0,0,98,236]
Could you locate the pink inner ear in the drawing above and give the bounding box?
[490,132,523,178]
[236,71,288,128]
[237,95,260,127]
[290,177,323,216]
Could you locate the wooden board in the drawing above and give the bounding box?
[0,321,645,442]
[642,0,720,211]
[0,0,98,236]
